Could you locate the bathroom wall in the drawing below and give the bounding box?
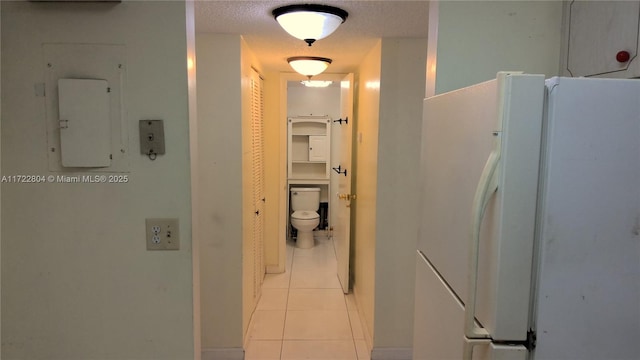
[1,2,194,358]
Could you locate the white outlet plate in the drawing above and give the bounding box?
[145,218,179,250]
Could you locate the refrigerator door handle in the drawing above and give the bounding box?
[464,145,501,340]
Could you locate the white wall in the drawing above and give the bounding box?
[1,2,193,359]
[351,38,427,357]
[431,0,563,94]
[373,38,427,352]
[352,40,382,347]
[0,5,3,355]
[195,33,244,352]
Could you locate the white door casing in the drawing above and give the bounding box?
[334,73,354,293]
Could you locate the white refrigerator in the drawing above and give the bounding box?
[413,73,640,360]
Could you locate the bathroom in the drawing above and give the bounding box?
[286,78,344,252]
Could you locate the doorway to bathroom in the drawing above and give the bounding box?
[275,72,355,294]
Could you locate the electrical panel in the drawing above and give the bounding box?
[58,78,111,167]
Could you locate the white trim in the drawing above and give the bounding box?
[185,2,200,359]
[371,347,413,360]
[201,348,244,360]
[354,292,373,352]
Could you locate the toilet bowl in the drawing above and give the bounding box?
[290,187,321,249]
[291,211,320,249]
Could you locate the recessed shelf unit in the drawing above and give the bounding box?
[287,116,331,180]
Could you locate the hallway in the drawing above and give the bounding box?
[244,237,370,360]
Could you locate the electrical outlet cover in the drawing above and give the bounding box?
[145,218,179,250]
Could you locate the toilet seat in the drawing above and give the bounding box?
[291,210,320,220]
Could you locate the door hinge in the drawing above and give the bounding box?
[526,329,537,351]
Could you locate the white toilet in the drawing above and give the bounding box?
[290,187,321,249]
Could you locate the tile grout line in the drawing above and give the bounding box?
[279,242,295,360]
[334,237,361,360]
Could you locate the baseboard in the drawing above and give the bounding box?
[371,347,412,360]
[265,264,282,274]
[201,348,244,360]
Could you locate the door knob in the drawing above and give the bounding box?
[337,193,357,200]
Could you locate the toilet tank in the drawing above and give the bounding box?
[290,187,321,211]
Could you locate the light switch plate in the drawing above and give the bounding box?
[139,120,165,156]
[146,218,179,250]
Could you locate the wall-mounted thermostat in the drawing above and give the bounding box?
[139,120,165,159]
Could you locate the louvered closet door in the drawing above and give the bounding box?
[250,68,265,300]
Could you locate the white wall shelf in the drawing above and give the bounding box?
[287,116,331,180]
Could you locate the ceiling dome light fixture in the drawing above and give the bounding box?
[273,4,348,46]
[287,56,332,78]
[301,80,334,88]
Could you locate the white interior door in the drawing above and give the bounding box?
[334,73,354,293]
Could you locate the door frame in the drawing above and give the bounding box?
[272,72,352,274]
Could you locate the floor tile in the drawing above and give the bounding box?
[292,254,337,271]
[348,310,364,340]
[263,272,291,289]
[286,242,295,266]
[354,340,371,360]
[244,340,282,360]
[293,241,335,259]
[257,288,289,311]
[290,268,342,289]
[248,310,286,340]
[288,289,347,311]
[281,340,357,360]
[246,237,368,358]
[283,310,352,340]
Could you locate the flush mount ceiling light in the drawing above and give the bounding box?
[273,4,348,46]
[301,80,334,88]
[288,56,332,78]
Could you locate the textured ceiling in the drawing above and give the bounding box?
[195,1,430,74]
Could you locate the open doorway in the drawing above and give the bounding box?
[270,73,354,293]
[241,72,367,359]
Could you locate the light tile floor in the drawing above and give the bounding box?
[245,236,370,360]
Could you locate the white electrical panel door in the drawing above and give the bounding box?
[308,135,327,161]
[58,79,111,167]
